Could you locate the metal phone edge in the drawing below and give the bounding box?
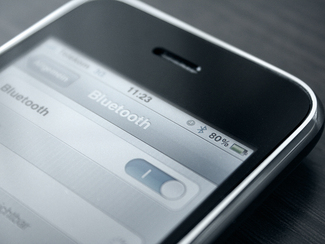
[0,0,322,243]
[0,0,88,55]
[116,0,323,243]
[190,105,324,243]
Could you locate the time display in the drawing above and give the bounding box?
[127,87,152,103]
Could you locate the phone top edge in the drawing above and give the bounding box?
[115,0,319,158]
[119,0,319,147]
[0,0,88,56]
[0,0,318,133]
[119,1,317,119]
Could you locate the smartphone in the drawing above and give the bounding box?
[0,0,323,243]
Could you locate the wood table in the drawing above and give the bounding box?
[1,0,325,243]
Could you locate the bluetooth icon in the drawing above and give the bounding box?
[197,126,207,133]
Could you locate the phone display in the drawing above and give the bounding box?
[0,37,253,243]
[0,1,323,243]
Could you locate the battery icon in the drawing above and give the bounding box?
[230,144,248,156]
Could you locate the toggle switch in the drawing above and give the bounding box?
[125,159,186,200]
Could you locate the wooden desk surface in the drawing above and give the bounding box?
[1,0,325,243]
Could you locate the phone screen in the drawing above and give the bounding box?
[0,38,254,243]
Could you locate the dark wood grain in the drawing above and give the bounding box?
[1,0,325,243]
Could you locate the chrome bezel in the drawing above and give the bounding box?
[118,1,320,243]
